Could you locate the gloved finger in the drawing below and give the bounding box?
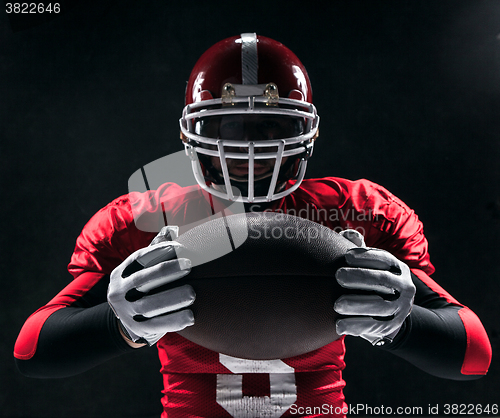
[345,247,401,271]
[334,294,398,317]
[119,242,184,278]
[149,226,179,246]
[339,229,366,247]
[136,242,183,268]
[335,267,401,294]
[137,309,195,335]
[336,316,398,337]
[133,258,192,293]
[133,284,195,317]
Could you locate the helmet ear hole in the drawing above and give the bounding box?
[288,89,304,101]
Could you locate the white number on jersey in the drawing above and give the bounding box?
[216,354,297,418]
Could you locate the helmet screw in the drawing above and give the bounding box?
[221,83,236,105]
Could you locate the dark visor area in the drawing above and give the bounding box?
[195,115,305,141]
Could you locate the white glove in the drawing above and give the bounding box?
[335,229,416,346]
[107,227,195,346]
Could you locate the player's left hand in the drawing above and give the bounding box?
[334,229,416,346]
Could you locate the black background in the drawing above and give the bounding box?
[1,1,499,417]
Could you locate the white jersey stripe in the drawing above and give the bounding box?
[240,33,258,85]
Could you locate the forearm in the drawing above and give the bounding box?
[381,304,491,381]
[15,303,137,378]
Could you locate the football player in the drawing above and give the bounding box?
[15,34,491,418]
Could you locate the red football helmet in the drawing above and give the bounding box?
[180,33,319,203]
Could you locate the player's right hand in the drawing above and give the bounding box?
[107,239,194,346]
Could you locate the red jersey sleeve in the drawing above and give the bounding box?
[14,194,153,362]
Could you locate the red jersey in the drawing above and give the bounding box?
[68,177,435,417]
[16,177,442,417]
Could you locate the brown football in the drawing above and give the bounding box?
[172,212,355,359]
